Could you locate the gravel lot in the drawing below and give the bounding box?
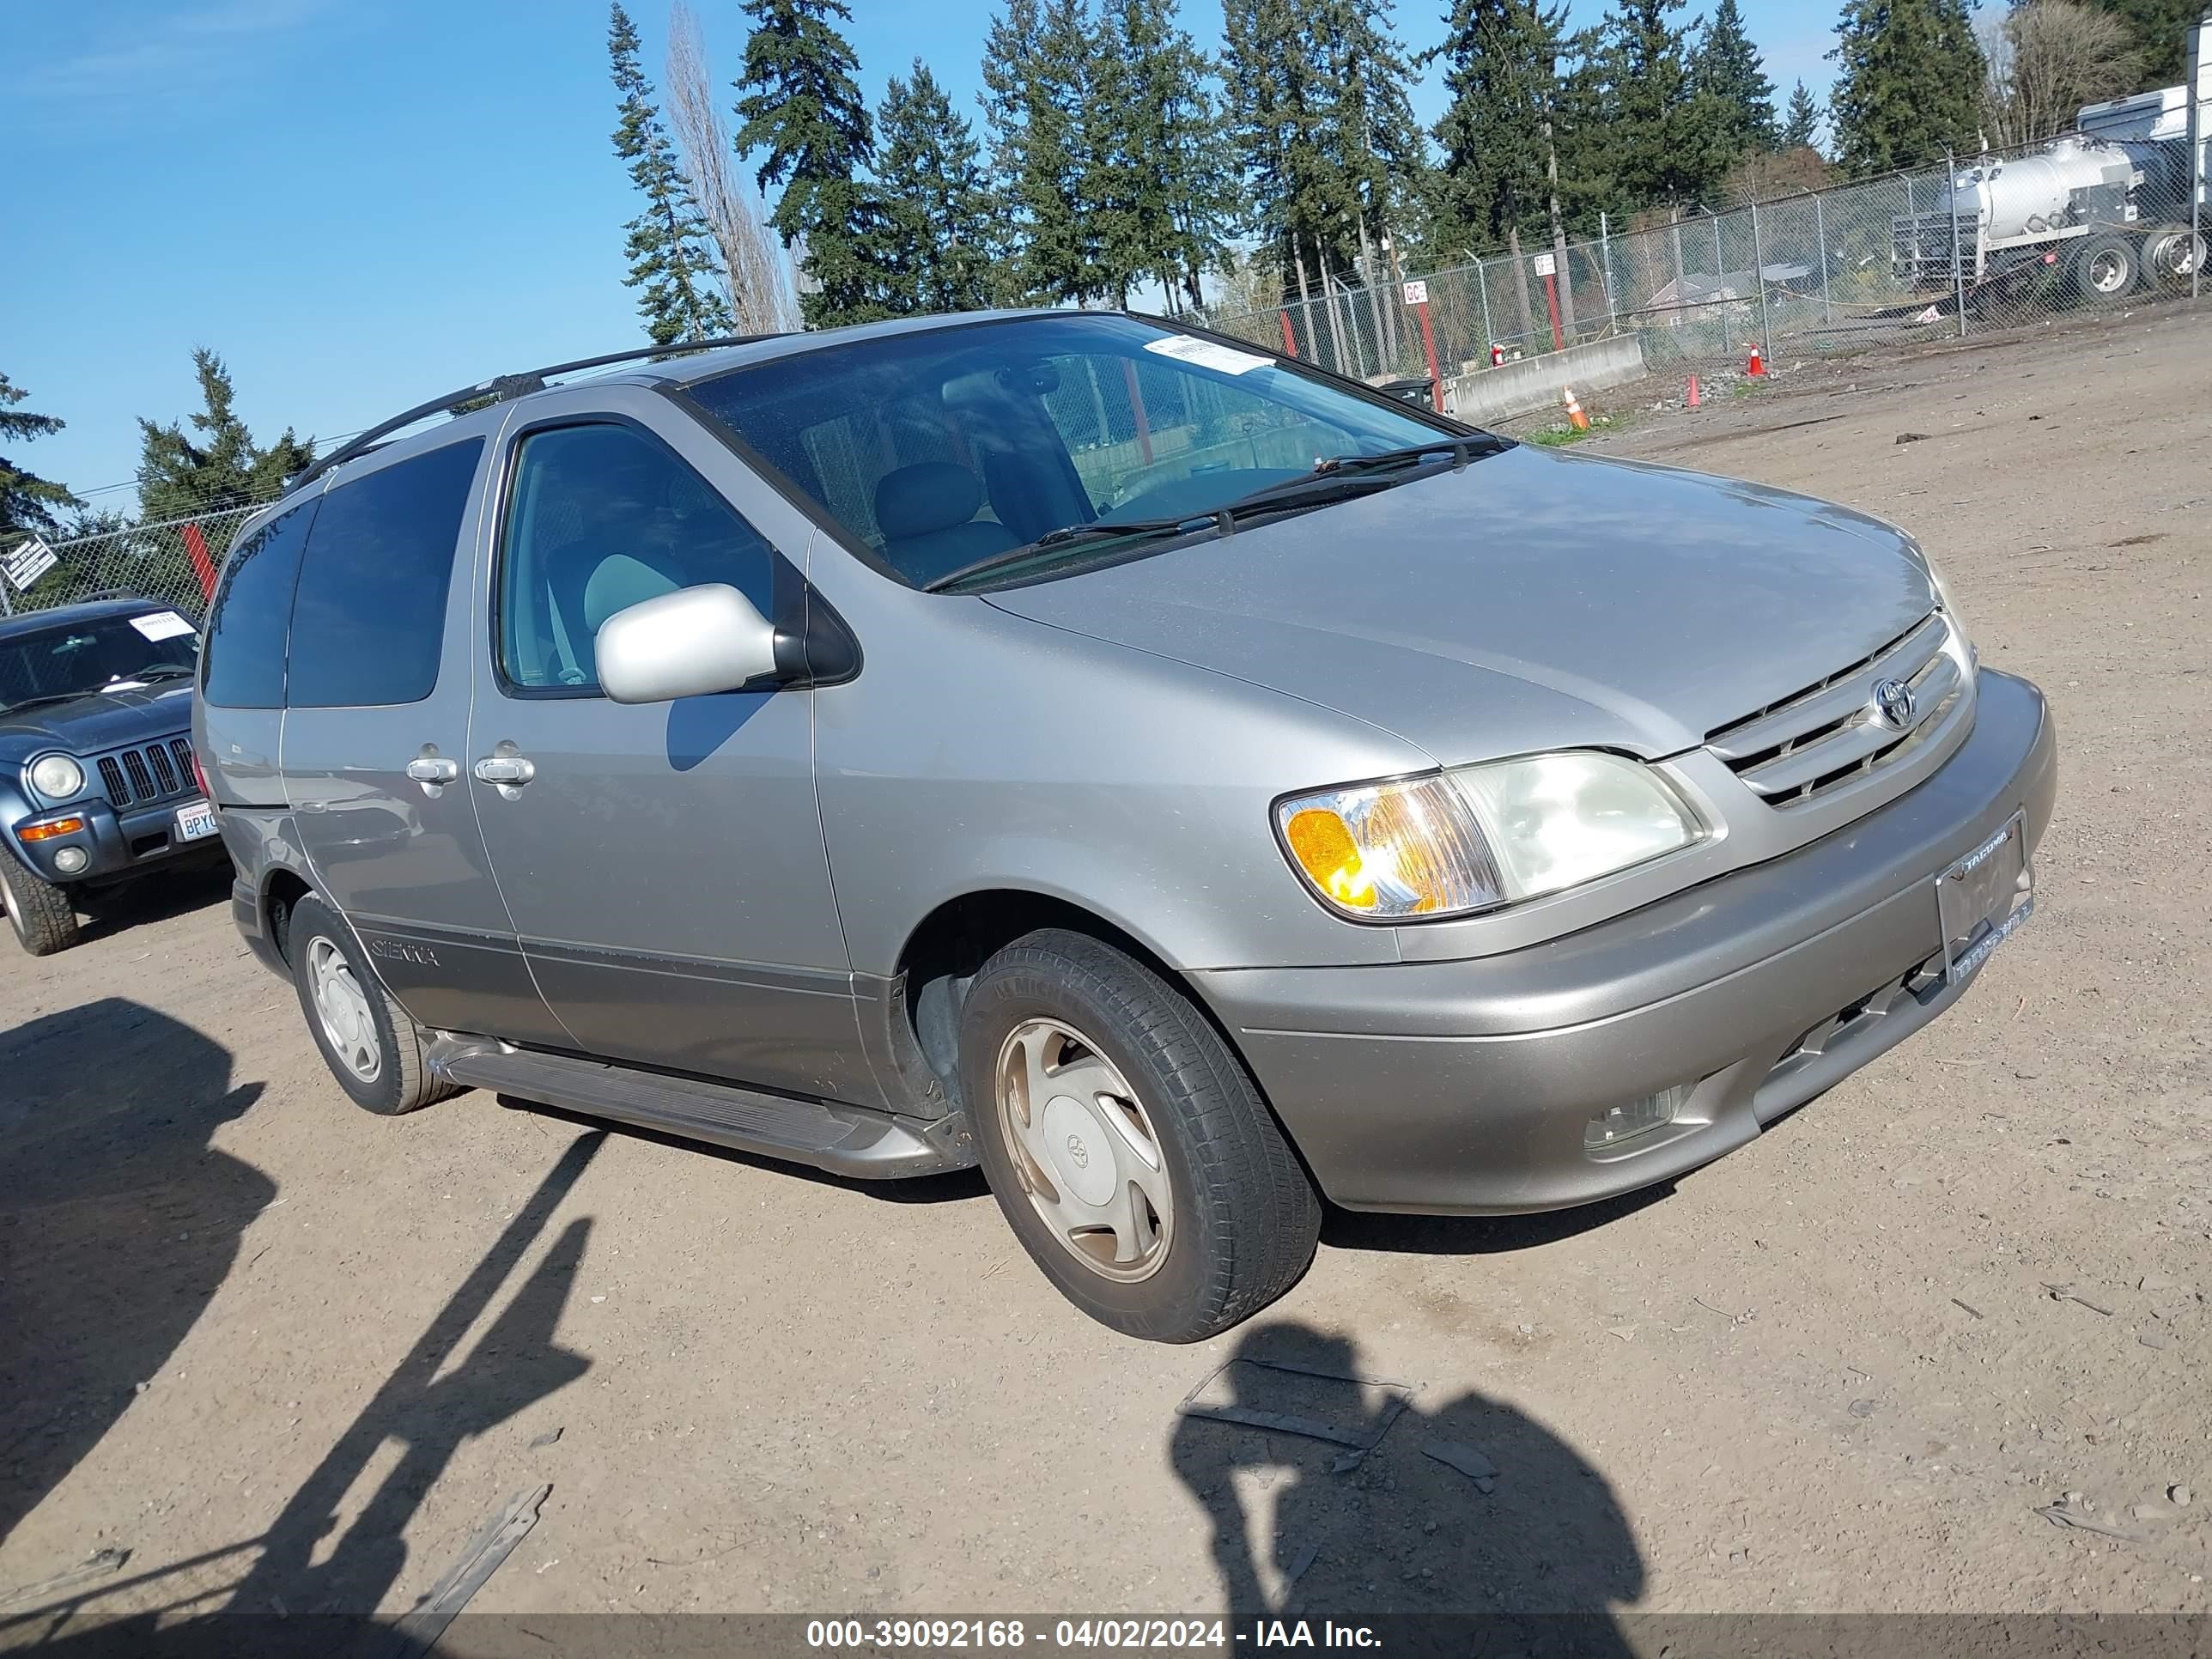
[3,307,2209,1643]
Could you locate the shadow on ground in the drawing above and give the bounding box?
[1171,1322,1643,1651]
[0,999,271,1550]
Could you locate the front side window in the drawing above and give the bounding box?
[201,497,315,709]
[286,440,483,708]
[0,611,202,713]
[684,313,1455,590]
[497,422,777,693]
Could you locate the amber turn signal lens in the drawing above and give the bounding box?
[1283,807,1375,909]
[19,817,87,842]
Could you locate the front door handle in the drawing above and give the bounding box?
[405,757,460,783]
[472,756,537,786]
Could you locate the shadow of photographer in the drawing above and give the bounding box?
[1170,1322,1643,1654]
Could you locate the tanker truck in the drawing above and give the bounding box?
[1893,66,2208,309]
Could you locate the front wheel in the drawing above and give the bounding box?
[0,856,82,956]
[961,928,1320,1342]
[2072,234,2136,304]
[288,893,461,1115]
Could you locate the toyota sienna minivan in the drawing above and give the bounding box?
[197,311,2055,1341]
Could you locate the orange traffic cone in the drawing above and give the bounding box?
[1563,386,1590,432]
[1686,374,1701,408]
[1747,344,1766,377]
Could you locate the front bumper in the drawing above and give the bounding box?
[9,793,225,886]
[1193,669,2057,1214]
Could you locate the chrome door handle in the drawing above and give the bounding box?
[405,757,460,783]
[472,756,536,786]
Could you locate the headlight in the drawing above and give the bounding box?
[28,755,86,801]
[1276,752,1703,921]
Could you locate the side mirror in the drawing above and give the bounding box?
[597,583,781,704]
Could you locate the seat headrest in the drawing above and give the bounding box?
[875,461,984,541]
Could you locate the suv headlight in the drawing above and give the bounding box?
[1275,752,1704,921]
[28,755,87,801]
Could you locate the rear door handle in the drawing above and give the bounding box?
[405,757,460,783]
[472,756,537,786]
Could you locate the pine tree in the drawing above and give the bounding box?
[608,4,732,347]
[1430,0,1567,255]
[1086,0,1238,308]
[1781,78,1824,152]
[1316,0,1434,274]
[732,0,897,325]
[877,62,998,314]
[1693,0,1778,156]
[977,0,1102,305]
[1599,0,1735,209]
[1829,0,1987,175]
[0,374,81,544]
[2087,0,2198,83]
[136,349,314,524]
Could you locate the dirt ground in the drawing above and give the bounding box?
[3,307,2209,1645]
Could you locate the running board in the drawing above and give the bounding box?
[428,1040,974,1180]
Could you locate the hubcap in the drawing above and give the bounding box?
[995,1018,1174,1282]
[2089,252,2126,293]
[307,936,382,1083]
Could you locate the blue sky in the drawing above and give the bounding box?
[9,0,1841,507]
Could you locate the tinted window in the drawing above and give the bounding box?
[498,423,776,692]
[201,498,315,708]
[287,440,483,708]
[1,611,201,711]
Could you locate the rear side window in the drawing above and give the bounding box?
[287,440,483,708]
[201,497,317,708]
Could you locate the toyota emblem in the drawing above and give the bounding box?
[1873,678,1916,730]
[1066,1134,1091,1169]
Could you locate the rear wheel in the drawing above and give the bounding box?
[961,928,1320,1342]
[288,893,460,1115]
[2072,234,2136,305]
[2144,229,2204,291]
[0,857,81,957]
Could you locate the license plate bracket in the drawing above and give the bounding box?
[1938,811,2032,985]
[174,800,219,842]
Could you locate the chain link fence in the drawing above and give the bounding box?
[1199,133,2205,423]
[3,503,264,623]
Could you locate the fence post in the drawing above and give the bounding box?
[1600,211,1618,329]
[1947,153,1969,338]
[0,573,14,617]
[1477,255,1495,356]
[1750,198,1773,362]
[2190,13,2205,302]
[1814,190,1833,325]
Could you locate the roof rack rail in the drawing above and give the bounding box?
[289,335,779,493]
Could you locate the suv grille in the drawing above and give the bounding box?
[1706,612,1964,807]
[96,736,199,810]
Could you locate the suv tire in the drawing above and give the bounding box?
[960,928,1320,1342]
[1,856,82,957]
[289,893,463,1115]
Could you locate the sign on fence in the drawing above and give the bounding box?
[4,536,57,592]
[1532,252,1557,276]
[1401,280,1428,306]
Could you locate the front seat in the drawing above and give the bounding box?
[873,461,1019,585]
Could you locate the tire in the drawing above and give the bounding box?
[2071,234,2135,305]
[960,928,1320,1342]
[2145,229,2204,291]
[288,893,461,1115]
[0,855,82,957]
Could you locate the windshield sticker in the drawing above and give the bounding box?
[130,611,195,641]
[1142,337,1274,376]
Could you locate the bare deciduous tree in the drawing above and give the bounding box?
[664,0,799,334]
[1983,0,2144,149]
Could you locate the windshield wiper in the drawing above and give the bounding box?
[1227,437,1508,516]
[0,690,99,715]
[1312,434,1505,476]
[120,665,195,684]
[921,514,1224,592]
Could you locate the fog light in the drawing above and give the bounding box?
[54,847,90,874]
[1584,1084,1692,1152]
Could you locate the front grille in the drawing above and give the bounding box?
[1705,612,1965,807]
[95,736,198,810]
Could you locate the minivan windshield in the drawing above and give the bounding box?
[684,313,1497,592]
[0,611,201,714]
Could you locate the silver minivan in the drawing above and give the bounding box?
[198,311,2055,1341]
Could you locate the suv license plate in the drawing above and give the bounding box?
[174,800,219,842]
[1938,812,2032,984]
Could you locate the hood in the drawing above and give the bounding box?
[0,682,196,760]
[984,445,1936,763]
